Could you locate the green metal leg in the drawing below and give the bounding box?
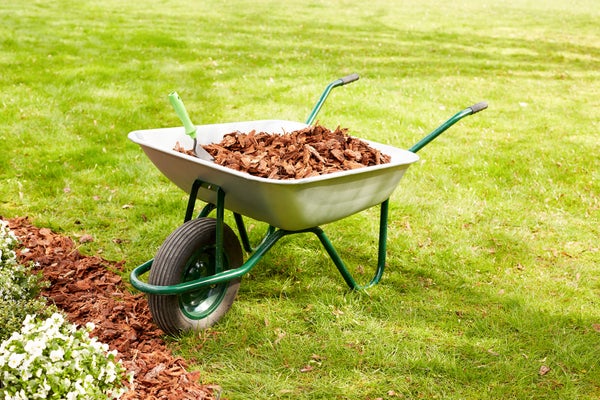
[309,199,388,290]
[187,180,226,272]
[184,179,204,222]
[214,187,225,273]
[233,213,277,253]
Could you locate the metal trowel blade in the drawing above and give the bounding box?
[193,138,214,161]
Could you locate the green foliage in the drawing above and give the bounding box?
[1,0,599,399]
[0,300,52,346]
[0,221,53,342]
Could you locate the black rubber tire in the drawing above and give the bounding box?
[148,218,243,336]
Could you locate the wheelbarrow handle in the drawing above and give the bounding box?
[305,73,360,125]
[408,101,488,153]
[339,73,360,85]
[469,101,488,114]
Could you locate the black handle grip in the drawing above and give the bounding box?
[469,102,488,114]
[339,73,359,85]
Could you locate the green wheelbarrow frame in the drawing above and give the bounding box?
[130,101,487,293]
[131,181,392,295]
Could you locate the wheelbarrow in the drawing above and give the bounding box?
[128,74,487,335]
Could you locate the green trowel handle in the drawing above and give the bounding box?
[168,92,197,140]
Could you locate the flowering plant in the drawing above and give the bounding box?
[0,313,128,400]
[0,219,18,269]
[0,220,52,342]
[0,220,44,300]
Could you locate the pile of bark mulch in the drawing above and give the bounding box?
[177,124,391,179]
[6,216,219,400]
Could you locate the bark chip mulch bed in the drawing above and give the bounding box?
[6,216,219,400]
[175,124,391,179]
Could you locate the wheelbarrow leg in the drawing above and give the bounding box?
[185,181,227,270]
[311,199,389,290]
[184,179,205,222]
[233,213,277,253]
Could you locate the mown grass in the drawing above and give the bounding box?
[1,0,599,398]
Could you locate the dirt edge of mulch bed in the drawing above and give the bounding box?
[5,216,220,400]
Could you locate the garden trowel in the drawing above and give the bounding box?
[168,92,214,161]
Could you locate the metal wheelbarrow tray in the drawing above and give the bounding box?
[128,119,419,231]
[128,74,487,336]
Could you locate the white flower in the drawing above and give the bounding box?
[66,391,79,400]
[21,315,37,334]
[49,348,65,361]
[8,352,26,369]
[24,338,46,358]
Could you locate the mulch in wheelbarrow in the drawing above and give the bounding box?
[6,216,220,400]
[176,124,391,179]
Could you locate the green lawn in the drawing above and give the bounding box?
[1,0,599,399]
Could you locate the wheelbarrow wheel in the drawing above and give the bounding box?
[148,217,243,336]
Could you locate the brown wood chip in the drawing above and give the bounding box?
[175,125,391,179]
